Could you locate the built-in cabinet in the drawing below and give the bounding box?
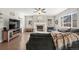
[8,28,21,42]
[0,10,22,43]
[2,28,21,42]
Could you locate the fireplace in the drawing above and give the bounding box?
[34,22,47,32]
[37,25,43,31]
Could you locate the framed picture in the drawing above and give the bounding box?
[29,20,32,25]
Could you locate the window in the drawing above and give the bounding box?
[72,13,77,27]
[61,17,63,26]
[63,15,71,27]
[61,13,77,27]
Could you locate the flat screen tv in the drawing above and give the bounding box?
[9,19,20,29]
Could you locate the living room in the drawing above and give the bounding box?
[0,8,79,50]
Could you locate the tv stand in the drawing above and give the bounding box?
[2,28,21,42]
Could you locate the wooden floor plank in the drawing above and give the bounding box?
[0,32,30,50]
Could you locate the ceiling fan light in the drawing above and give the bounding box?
[33,8,46,15]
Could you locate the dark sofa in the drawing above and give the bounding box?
[70,29,79,35]
[26,31,79,50]
[58,28,79,33]
[26,33,56,50]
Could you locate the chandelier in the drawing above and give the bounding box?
[33,8,46,15]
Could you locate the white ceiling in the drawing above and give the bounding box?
[0,8,67,16]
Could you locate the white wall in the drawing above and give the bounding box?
[19,13,25,32]
[76,9,79,28]
[0,9,25,42]
[55,8,78,30]
[25,15,55,29]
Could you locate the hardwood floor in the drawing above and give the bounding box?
[0,32,31,50]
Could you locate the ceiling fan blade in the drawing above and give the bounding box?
[41,10,46,13]
[42,11,46,13]
[33,10,38,13]
[42,8,45,10]
[34,8,46,14]
[43,11,46,13]
[34,8,40,11]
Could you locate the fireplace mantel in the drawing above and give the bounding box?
[34,22,47,32]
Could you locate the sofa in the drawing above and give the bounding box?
[26,33,56,50]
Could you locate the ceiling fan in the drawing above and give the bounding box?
[34,8,46,15]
